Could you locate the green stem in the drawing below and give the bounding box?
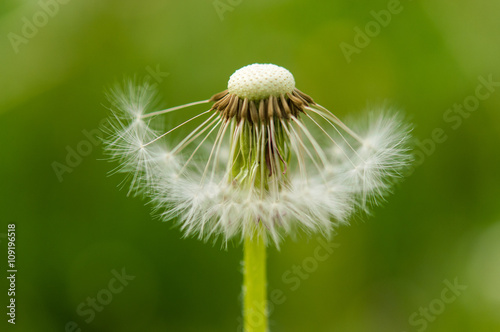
[243,232,268,332]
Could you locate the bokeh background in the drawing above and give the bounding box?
[1,0,500,331]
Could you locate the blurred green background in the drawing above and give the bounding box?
[1,0,500,331]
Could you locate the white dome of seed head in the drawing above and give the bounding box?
[228,63,295,100]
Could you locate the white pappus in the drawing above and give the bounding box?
[104,63,413,246]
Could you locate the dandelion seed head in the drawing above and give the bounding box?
[104,64,413,246]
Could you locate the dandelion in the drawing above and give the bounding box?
[104,63,412,331]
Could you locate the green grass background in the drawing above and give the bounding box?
[1,0,500,331]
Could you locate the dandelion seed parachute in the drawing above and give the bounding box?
[104,63,412,245]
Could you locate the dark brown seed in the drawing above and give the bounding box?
[240,98,249,123]
[259,99,266,122]
[227,95,239,119]
[267,96,275,119]
[209,89,229,102]
[294,88,315,104]
[292,90,310,106]
[250,100,259,124]
[272,95,282,119]
[280,94,292,119]
[287,92,304,109]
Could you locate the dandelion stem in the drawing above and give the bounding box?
[243,231,268,332]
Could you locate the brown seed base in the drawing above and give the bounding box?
[209,88,315,124]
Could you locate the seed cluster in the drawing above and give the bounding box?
[209,88,315,123]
